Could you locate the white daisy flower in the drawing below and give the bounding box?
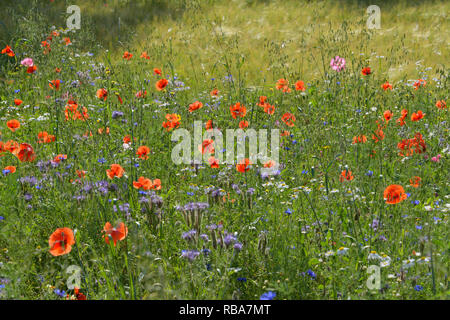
[337,247,349,256]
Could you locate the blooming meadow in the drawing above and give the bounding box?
[0,0,448,300]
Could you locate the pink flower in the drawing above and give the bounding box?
[330,56,346,72]
[431,154,441,163]
[20,58,34,67]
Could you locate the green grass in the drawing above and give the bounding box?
[0,0,448,300]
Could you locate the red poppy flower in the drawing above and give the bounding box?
[361,67,372,76]
[413,79,426,90]
[134,90,146,99]
[205,120,213,130]
[97,127,109,135]
[236,158,251,172]
[136,145,150,160]
[410,176,421,188]
[397,133,426,157]
[103,222,128,246]
[152,179,161,190]
[7,119,20,132]
[14,99,22,106]
[281,113,296,127]
[140,52,150,60]
[162,113,181,131]
[106,164,125,179]
[383,185,407,204]
[295,80,306,91]
[397,109,408,126]
[352,135,367,144]
[257,96,267,107]
[199,139,215,155]
[133,176,153,190]
[230,103,247,119]
[383,110,393,122]
[123,135,131,144]
[41,41,51,54]
[76,170,86,179]
[239,120,249,128]
[96,88,107,101]
[210,88,219,96]
[122,51,133,60]
[382,82,392,91]
[27,65,38,74]
[156,78,168,91]
[208,156,219,168]
[188,101,203,113]
[263,103,275,115]
[53,154,67,163]
[339,170,354,182]
[49,227,75,256]
[372,129,384,143]
[73,288,86,300]
[49,79,60,90]
[264,160,275,168]
[435,100,446,109]
[65,102,89,121]
[411,110,425,122]
[2,140,19,155]
[1,45,15,57]
[153,68,162,75]
[276,79,291,93]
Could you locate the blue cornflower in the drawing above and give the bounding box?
[416,225,422,230]
[366,170,373,177]
[237,277,247,282]
[414,285,423,292]
[260,291,276,300]
[98,158,106,164]
[306,269,316,280]
[54,288,66,297]
[284,208,292,215]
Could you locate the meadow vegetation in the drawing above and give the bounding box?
[0,0,448,300]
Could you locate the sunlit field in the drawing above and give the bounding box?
[0,0,448,300]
